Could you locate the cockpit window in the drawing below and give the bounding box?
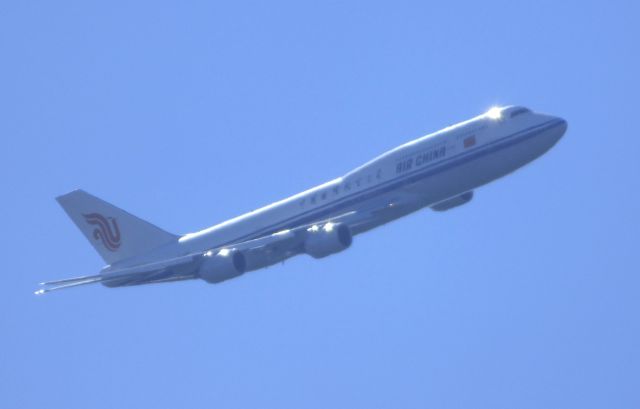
[510,107,530,118]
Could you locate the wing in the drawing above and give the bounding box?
[234,210,361,270]
[36,200,407,293]
[228,197,413,270]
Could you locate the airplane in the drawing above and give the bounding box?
[36,105,567,294]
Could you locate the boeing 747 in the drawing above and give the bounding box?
[36,106,567,294]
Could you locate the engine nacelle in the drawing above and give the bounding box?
[304,222,352,259]
[243,230,296,271]
[198,249,246,284]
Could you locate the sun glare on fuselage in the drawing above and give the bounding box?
[485,106,503,120]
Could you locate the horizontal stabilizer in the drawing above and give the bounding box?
[35,275,103,295]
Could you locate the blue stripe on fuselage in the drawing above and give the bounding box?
[198,119,561,248]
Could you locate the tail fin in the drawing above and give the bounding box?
[56,190,178,265]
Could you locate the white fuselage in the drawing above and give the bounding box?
[176,106,566,256]
[41,106,566,293]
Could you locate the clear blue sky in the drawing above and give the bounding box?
[1,1,639,408]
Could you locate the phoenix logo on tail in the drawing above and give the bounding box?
[83,213,121,251]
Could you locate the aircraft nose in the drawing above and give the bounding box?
[538,114,567,148]
[547,117,568,144]
[556,118,568,137]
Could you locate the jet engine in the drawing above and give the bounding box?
[304,222,352,259]
[198,249,246,284]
